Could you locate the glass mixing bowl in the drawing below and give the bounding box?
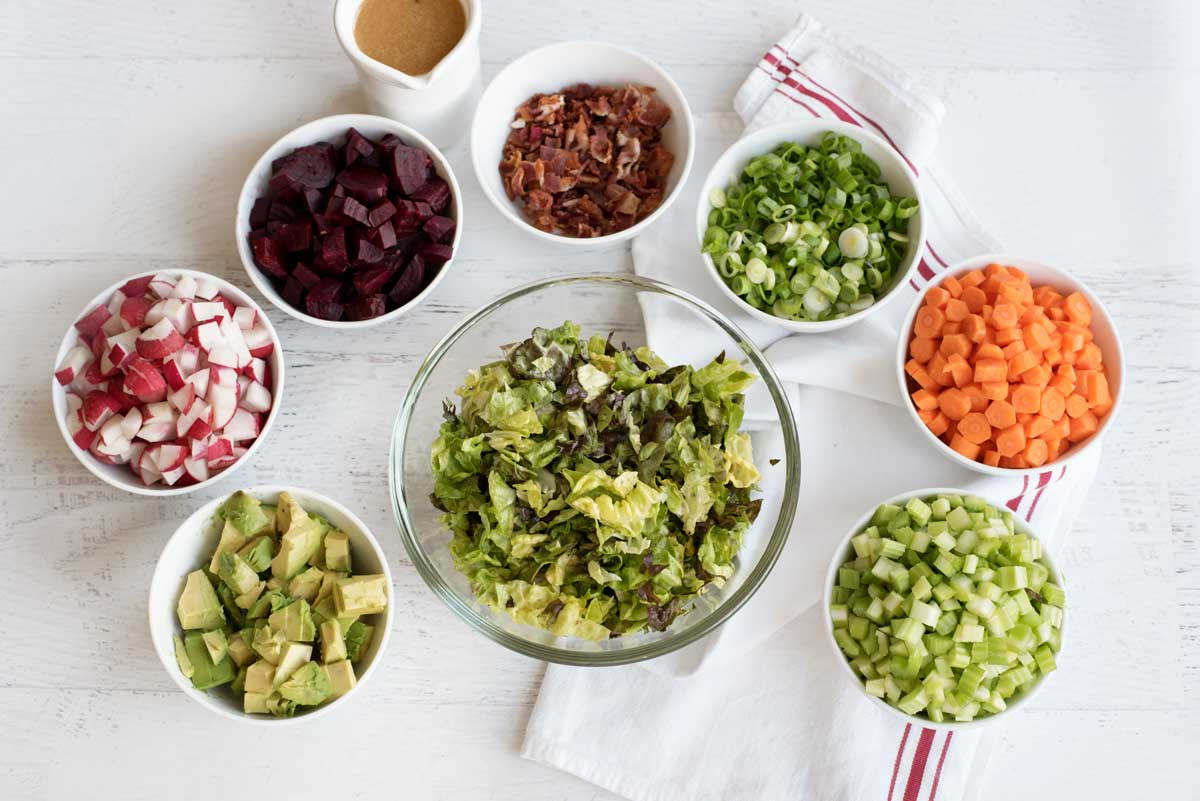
[390,274,800,665]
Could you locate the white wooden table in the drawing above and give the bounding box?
[2,1,1196,798]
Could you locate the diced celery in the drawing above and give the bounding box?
[871,556,900,581]
[962,553,979,574]
[932,530,956,551]
[935,610,958,637]
[997,565,1029,591]
[909,530,931,553]
[865,678,887,697]
[833,629,861,657]
[889,567,911,592]
[1042,604,1064,628]
[946,506,973,532]
[831,587,851,605]
[963,495,987,512]
[931,581,956,603]
[906,497,933,527]
[954,623,985,643]
[910,600,941,628]
[871,503,901,526]
[1035,644,1057,674]
[838,567,860,589]
[1041,582,1066,606]
[897,688,929,715]
[883,591,905,615]
[930,497,951,519]
[879,538,905,559]
[849,615,870,640]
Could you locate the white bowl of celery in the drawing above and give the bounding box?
[824,489,1065,728]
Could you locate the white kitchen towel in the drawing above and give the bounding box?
[525,15,1099,801]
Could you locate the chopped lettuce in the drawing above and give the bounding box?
[431,322,762,640]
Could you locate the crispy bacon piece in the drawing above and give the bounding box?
[499,83,673,237]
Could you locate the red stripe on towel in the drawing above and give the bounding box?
[887,723,912,801]
[902,728,936,801]
[1005,474,1029,512]
[925,241,950,269]
[1026,466,1065,521]
[927,732,953,801]
[917,258,934,281]
[763,52,859,125]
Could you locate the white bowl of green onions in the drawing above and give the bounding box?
[824,488,1066,729]
[697,120,924,333]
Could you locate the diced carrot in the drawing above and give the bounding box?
[991,303,1019,330]
[1063,292,1092,326]
[961,285,987,313]
[963,313,987,343]
[942,275,963,298]
[949,433,982,461]
[947,354,973,388]
[981,381,1009,401]
[925,286,951,309]
[1006,266,1029,282]
[1021,363,1051,388]
[1059,326,1086,353]
[1001,454,1031,469]
[942,322,963,336]
[962,383,988,412]
[937,387,972,421]
[973,358,1007,384]
[1048,372,1075,397]
[913,305,945,339]
[1067,411,1099,443]
[1061,349,1077,365]
[985,399,1017,429]
[958,412,992,445]
[939,333,972,358]
[996,283,1030,308]
[918,407,937,424]
[1056,363,1077,382]
[1083,371,1111,408]
[1007,349,1041,379]
[1033,285,1063,307]
[1053,414,1071,439]
[928,353,952,386]
[995,424,1027,458]
[1040,387,1067,421]
[981,304,994,324]
[1041,433,1064,457]
[960,269,987,289]
[1047,306,1066,321]
[1065,393,1089,419]
[1001,340,1027,360]
[984,263,1008,277]
[926,412,950,437]
[1043,348,1062,367]
[982,450,1001,467]
[944,298,969,322]
[1011,384,1042,415]
[911,388,940,411]
[994,327,1022,346]
[1076,342,1103,369]
[974,343,1004,362]
[909,337,938,363]
[1023,323,1053,351]
[1023,438,1049,467]
[1019,305,1048,327]
[1024,414,1053,439]
[905,359,938,392]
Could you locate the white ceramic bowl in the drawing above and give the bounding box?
[149,486,394,725]
[696,119,925,333]
[51,269,285,496]
[823,487,1067,731]
[470,41,695,247]
[896,254,1124,477]
[235,113,463,329]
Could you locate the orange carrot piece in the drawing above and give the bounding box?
[941,322,963,336]
[1007,349,1041,380]
[982,449,1001,467]
[1043,348,1063,367]
[962,383,988,412]
[1076,342,1103,369]
[937,387,972,421]
[1001,340,1027,360]
[973,358,1007,384]
[961,285,987,313]
[939,334,972,358]
[1023,438,1049,467]
[944,298,969,322]
[911,388,940,411]
[1047,306,1066,321]
[925,286,951,309]
[963,314,987,343]
[905,359,938,392]
[994,327,1022,346]
[909,337,938,363]
[942,275,964,298]
[1024,414,1053,439]
[989,302,1018,330]
[947,354,973,388]
[1063,292,1092,326]
[958,412,992,445]
[1083,371,1111,408]
[1064,393,1089,419]
[995,424,1027,458]
[913,305,945,339]
[926,412,950,437]
[960,269,987,289]
[1067,411,1099,443]
[1021,363,1051,389]
[927,353,952,386]
[949,433,982,461]
[981,381,1009,401]
[1011,384,1042,415]
[1033,285,1063,307]
[1040,387,1067,421]
[1022,323,1053,351]
[984,263,1008,277]
[1048,372,1075,397]
[985,399,1017,429]
[1059,326,1086,353]
[1006,266,1030,282]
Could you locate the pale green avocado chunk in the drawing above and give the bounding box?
[288,567,324,603]
[234,580,266,611]
[268,599,316,642]
[334,574,389,617]
[219,551,260,596]
[227,632,254,667]
[222,490,273,537]
[173,634,194,679]
[344,621,375,663]
[278,662,333,706]
[201,629,228,665]
[324,530,351,572]
[182,631,235,690]
[208,521,248,575]
[271,492,328,581]
[244,660,275,695]
[237,535,276,574]
[272,642,313,689]
[252,623,288,665]
[319,619,347,663]
[325,660,357,698]
[176,570,225,631]
[246,588,289,620]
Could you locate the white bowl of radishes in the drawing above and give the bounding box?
[52,269,284,495]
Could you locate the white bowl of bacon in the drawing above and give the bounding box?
[51,270,284,495]
[470,41,695,246]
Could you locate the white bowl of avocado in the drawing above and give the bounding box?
[149,487,393,723]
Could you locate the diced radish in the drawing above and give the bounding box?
[66,393,82,415]
[128,441,147,480]
[161,298,194,334]
[137,421,176,442]
[74,304,113,337]
[82,391,122,431]
[223,408,260,441]
[192,302,228,324]
[194,276,220,300]
[141,401,175,426]
[96,432,132,457]
[55,345,93,386]
[122,356,167,403]
[217,295,238,317]
[162,465,186,485]
[208,383,237,429]
[178,401,212,440]
[206,436,234,468]
[100,312,125,337]
[194,320,223,351]
[68,406,97,450]
[219,319,252,368]
[120,406,143,439]
[239,381,272,413]
[170,275,197,300]
[206,342,238,368]
[99,413,126,446]
[189,437,209,460]
[244,324,274,358]
[154,443,187,473]
[104,328,141,372]
[169,383,196,413]
[233,307,257,330]
[135,317,185,360]
[120,295,154,329]
[184,369,210,400]
[183,456,210,483]
[148,273,176,298]
[209,365,238,387]
[243,357,269,384]
[139,447,163,484]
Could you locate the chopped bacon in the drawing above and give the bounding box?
[498,83,673,237]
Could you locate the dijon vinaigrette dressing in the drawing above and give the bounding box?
[354,0,467,76]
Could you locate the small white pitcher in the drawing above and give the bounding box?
[333,0,482,149]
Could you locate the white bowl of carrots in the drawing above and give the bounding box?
[896,255,1124,476]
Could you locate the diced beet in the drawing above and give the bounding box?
[346,294,388,321]
[367,199,396,227]
[268,200,296,223]
[302,188,324,215]
[365,220,398,250]
[306,297,345,321]
[352,263,397,297]
[391,199,425,233]
[273,220,313,253]
[74,304,112,337]
[378,133,403,151]
[273,143,336,189]
[419,241,454,268]
[332,183,347,198]
[248,228,268,243]
[388,256,426,308]
[250,236,287,279]
[336,167,389,204]
[408,178,451,214]
[320,228,349,272]
[281,276,306,309]
[424,215,456,243]
[293,262,322,290]
[267,171,301,203]
[392,234,423,260]
[353,236,384,265]
[414,201,434,222]
[344,128,377,166]
[311,213,335,238]
[389,144,431,195]
[249,197,271,228]
[308,278,345,304]
[342,196,370,225]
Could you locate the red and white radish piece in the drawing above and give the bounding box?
[55,345,93,386]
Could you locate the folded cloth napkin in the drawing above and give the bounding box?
[524,15,1099,800]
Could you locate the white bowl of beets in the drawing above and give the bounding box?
[52,270,284,495]
[236,114,463,328]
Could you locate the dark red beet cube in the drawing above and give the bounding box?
[306,297,345,321]
[328,195,369,225]
[354,236,384,265]
[392,234,423,261]
[282,276,306,309]
[346,294,388,321]
[337,167,389,204]
[389,145,431,195]
[365,220,397,250]
[352,263,397,297]
[273,143,336,189]
[251,236,288,278]
[367,200,396,227]
[267,172,301,204]
[392,200,425,232]
[293,261,322,289]
[308,277,345,304]
[302,188,324,215]
[389,256,426,307]
[268,201,296,223]
[249,197,271,228]
[419,241,454,268]
[344,128,377,166]
[320,228,349,272]
[273,220,313,253]
[424,215,456,243]
[408,178,451,214]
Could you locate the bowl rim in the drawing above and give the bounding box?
[148,484,395,725]
[895,253,1125,477]
[234,113,464,329]
[389,272,800,665]
[468,40,696,248]
[695,118,926,333]
[51,268,286,496]
[821,486,1067,730]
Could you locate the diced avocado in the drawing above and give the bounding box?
[325,659,357,698]
[260,504,277,530]
[219,551,260,596]
[278,662,333,706]
[244,691,271,715]
[201,629,228,664]
[272,642,312,688]
[274,491,305,534]
[216,582,246,626]
[251,623,287,665]
[271,506,328,582]
[246,589,290,620]
[222,490,272,537]
[269,599,316,643]
[244,659,275,694]
[173,634,194,679]
[319,619,347,663]
[288,567,324,603]
[227,632,254,667]
[334,574,389,617]
[176,570,225,631]
[208,520,248,574]
[344,621,375,663]
[265,693,297,718]
[324,530,351,572]
[231,665,247,695]
[183,632,235,690]
[234,580,266,610]
[312,594,358,632]
[266,577,284,591]
[314,570,347,606]
[237,535,276,574]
